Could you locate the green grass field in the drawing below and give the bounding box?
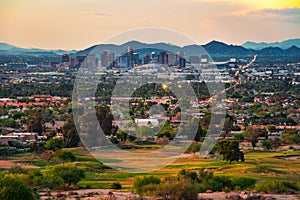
[2,148,300,191]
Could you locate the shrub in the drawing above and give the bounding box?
[0,173,35,200]
[58,150,76,162]
[8,140,30,149]
[255,180,299,194]
[51,165,85,186]
[45,138,64,151]
[157,177,198,200]
[111,182,122,189]
[133,176,161,196]
[230,177,256,190]
[200,176,232,192]
[0,146,30,156]
[8,166,28,175]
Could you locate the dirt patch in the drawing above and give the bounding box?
[0,160,39,169]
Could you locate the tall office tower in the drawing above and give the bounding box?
[167,52,175,66]
[116,55,129,68]
[101,50,115,68]
[62,54,69,63]
[179,57,186,69]
[85,53,97,68]
[158,52,168,65]
[151,52,158,63]
[75,55,87,68]
[176,51,184,61]
[69,58,75,68]
[144,54,150,64]
[132,52,140,66]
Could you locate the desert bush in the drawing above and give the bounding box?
[230,177,256,190]
[133,176,160,196]
[157,177,198,200]
[255,180,299,194]
[111,182,122,189]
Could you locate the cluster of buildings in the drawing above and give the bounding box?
[60,46,239,70]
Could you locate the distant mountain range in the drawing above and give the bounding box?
[75,40,300,60]
[0,43,77,55]
[0,40,300,62]
[242,39,300,50]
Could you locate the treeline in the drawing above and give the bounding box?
[0,165,85,200]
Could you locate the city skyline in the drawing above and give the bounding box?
[0,0,300,50]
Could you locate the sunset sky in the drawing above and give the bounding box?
[0,0,299,50]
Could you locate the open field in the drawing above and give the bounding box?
[1,147,299,191]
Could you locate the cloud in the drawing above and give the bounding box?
[247,8,300,23]
[80,11,112,17]
[249,7,300,16]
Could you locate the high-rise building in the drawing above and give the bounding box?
[85,53,96,68]
[167,52,175,66]
[144,54,150,64]
[151,52,158,63]
[179,58,186,69]
[62,54,69,63]
[116,55,129,68]
[158,52,168,65]
[75,56,86,68]
[69,58,75,68]
[101,51,115,68]
[176,51,184,61]
[132,52,140,66]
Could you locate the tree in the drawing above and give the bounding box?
[45,138,64,151]
[267,125,276,133]
[0,173,35,200]
[26,109,43,134]
[245,126,259,150]
[157,177,198,200]
[281,129,300,145]
[116,130,128,143]
[58,150,76,163]
[191,143,201,156]
[62,114,80,147]
[262,140,271,150]
[133,176,161,196]
[39,172,64,192]
[269,138,280,149]
[52,165,85,186]
[222,117,233,137]
[96,104,114,136]
[2,118,19,128]
[217,140,245,164]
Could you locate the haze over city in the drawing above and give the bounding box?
[0,0,300,50]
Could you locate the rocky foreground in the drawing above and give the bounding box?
[41,189,299,200]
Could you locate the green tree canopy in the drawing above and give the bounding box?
[0,173,35,200]
[58,150,76,163]
[45,138,64,151]
[62,114,80,147]
[217,140,245,164]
